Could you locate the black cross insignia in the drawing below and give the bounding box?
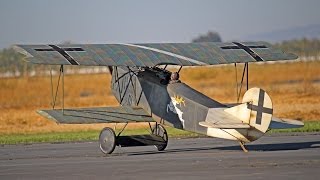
[221,42,267,61]
[247,89,273,125]
[34,45,84,65]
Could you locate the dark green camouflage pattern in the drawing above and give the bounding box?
[38,106,154,124]
[14,42,298,67]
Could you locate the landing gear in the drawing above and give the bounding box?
[98,123,168,155]
[99,127,116,154]
[152,124,168,151]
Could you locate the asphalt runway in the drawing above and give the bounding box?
[0,133,320,180]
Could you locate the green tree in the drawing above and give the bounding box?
[192,31,222,43]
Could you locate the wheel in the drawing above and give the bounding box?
[152,124,168,151]
[99,127,116,154]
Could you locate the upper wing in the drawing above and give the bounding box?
[14,42,297,67]
[38,106,154,124]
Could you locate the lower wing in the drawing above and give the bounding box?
[38,106,154,124]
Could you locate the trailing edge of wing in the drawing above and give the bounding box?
[14,42,298,67]
[37,106,154,124]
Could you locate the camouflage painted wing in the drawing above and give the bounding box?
[38,106,154,124]
[14,42,297,67]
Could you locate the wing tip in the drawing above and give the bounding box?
[288,53,299,60]
[12,45,34,58]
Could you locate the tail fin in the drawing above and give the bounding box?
[224,88,304,143]
[243,88,273,133]
[225,87,273,133]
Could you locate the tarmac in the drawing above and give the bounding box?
[0,133,320,180]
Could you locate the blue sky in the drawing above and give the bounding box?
[0,0,319,49]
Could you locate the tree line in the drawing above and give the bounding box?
[274,38,320,57]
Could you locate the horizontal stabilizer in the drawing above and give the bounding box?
[199,121,250,129]
[37,106,154,124]
[269,117,304,129]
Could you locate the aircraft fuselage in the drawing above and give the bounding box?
[110,66,226,135]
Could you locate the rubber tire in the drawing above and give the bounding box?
[152,124,168,151]
[99,127,116,154]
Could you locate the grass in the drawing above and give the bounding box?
[1,122,319,145]
[0,126,199,145]
[269,121,320,133]
[0,131,99,145]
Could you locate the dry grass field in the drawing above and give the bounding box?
[0,61,319,135]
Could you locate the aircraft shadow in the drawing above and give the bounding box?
[217,141,320,151]
[123,141,320,156]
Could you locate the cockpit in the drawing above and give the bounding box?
[140,66,182,85]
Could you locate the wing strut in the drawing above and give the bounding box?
[246,62,249,91]
[234,63,238,101]
[50,65,65,114]
[62,65,65,114]
[235,62,249,103]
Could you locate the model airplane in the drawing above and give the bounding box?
[14,42,304,154]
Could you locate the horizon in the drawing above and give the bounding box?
[0,0,320,49]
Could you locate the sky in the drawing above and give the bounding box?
[0,0,319,49]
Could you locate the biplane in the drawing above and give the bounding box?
[14,42,304,154]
